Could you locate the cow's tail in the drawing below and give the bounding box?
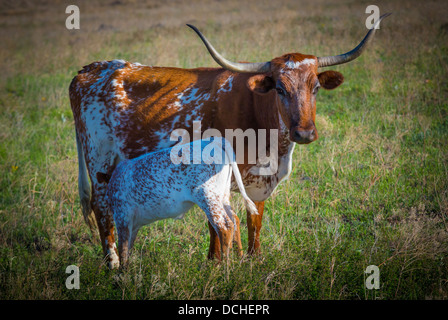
[75,130,96,231]
[223,139,258,216]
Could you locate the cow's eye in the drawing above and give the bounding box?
[313,84,320,95]
[276,87,285,96]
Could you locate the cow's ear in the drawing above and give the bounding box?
[247,74,275,94]
[318,71,344,90]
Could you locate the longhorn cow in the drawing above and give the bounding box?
[69,14,390,268]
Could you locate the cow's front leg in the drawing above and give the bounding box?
[247,201,265,255]
[91,185,119,269]
[232,214,243,258]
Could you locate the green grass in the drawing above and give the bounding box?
[1,0,448,300]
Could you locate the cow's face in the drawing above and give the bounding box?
[247,53,344,144]
[188,15,390,143]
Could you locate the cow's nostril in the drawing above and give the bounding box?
[309,129,315,140]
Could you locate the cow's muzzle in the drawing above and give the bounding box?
[292,128,318,144]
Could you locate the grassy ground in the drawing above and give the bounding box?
[1,0,448,299]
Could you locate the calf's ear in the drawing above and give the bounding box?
[247,74,275,94]
[318,71,344,90]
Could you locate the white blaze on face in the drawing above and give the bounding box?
[284,58,315,69]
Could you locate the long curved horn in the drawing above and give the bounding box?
[187,24,271,73]
[317,13,391,68]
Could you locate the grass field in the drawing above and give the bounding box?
[1,0,448,300]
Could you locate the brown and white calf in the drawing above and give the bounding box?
[70,15,390,268]
[106,137,257,267]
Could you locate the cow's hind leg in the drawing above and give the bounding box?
[91,184,119,269]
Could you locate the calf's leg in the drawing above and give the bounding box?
[207,204,242,260]
[207,222,221,260]
[214,210,234,262]
[117,227,130,268]
[200,201,234,262]
[223,204,243,258]
[114,208,140,268]
[117,224,141,269]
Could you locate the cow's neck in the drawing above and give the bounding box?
[192,70,294,163]
[228,87,296,201]
[251,90,293,157]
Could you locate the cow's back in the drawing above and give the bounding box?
[70,60,222,164]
